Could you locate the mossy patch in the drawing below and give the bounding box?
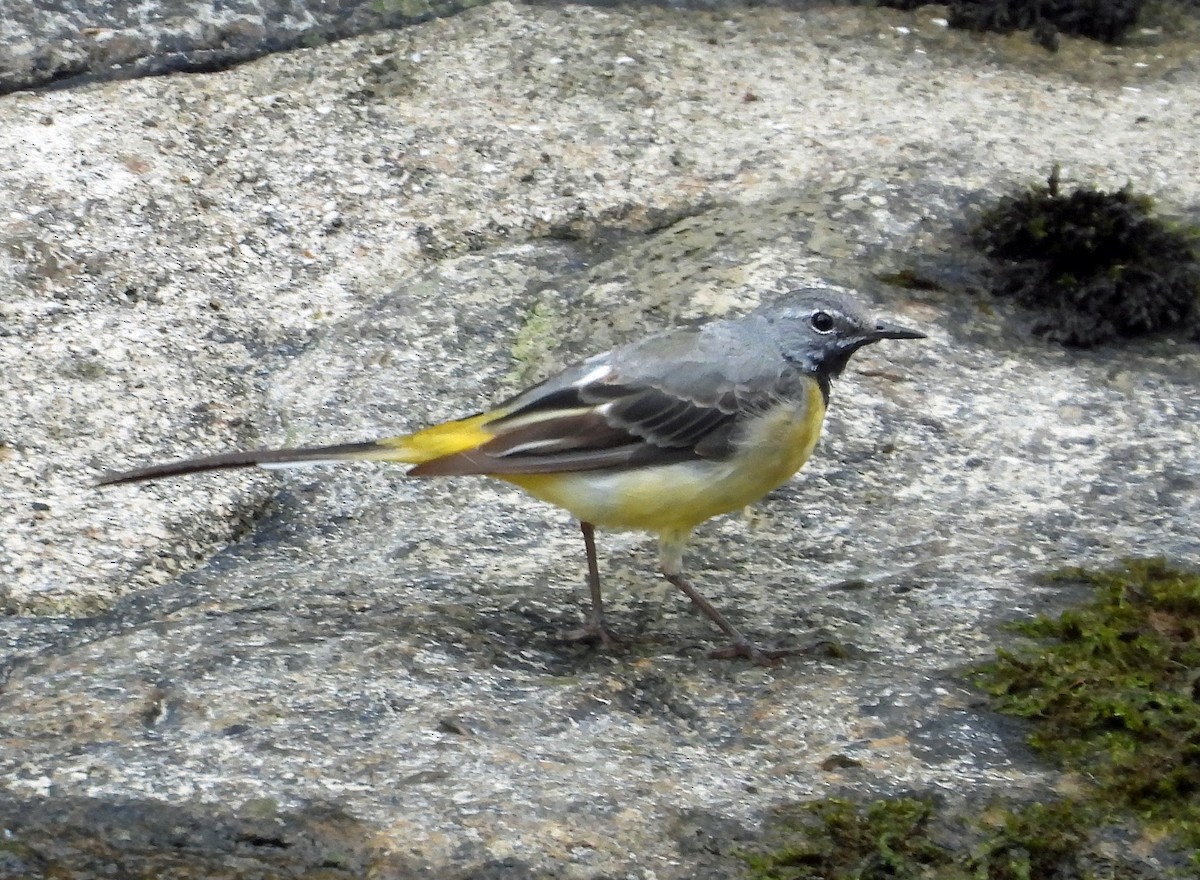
[970,168,1200,346]
[744,795,1100,880]
[974,558,1200,857]
[879,0,1146,46]
[948,0,1144,46]
[744,560,1200,879]
[505,298,564,388]
[744,796,951,879]
[970,800,1094,880]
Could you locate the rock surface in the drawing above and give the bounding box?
[2,2,1198,877]
[0,0,487,95]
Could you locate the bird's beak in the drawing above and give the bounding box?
[871,319,926,341]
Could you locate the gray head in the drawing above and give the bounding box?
[755,287,925,378]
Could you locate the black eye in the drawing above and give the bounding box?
[810,311,836,333]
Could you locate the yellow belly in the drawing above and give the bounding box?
[503,382,826,533]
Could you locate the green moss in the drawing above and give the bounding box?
[974,558,1200,856]
[968,800,1093,880]
[745,796,1100,880]
[505,299,562,387]
[744,796,953,880]
[971,168,1200,346]
[744,560,1200,879]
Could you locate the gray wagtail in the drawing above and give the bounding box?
[99,287,924,664]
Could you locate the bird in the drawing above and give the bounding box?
[99,287,925,665]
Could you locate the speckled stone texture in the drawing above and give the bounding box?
[0,0,487,94]
[1,2,1198,877]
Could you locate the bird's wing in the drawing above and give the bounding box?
[407,323,797,477]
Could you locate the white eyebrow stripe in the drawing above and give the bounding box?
[572,363,613,388]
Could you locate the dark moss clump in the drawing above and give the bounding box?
[971,169,1200,346]
[744,796,952,880]
[974,558,1200,854]
[744,796,1099,880]
[970,801,1093,880]
[948,0,1144,44]
[878,0,1145,45]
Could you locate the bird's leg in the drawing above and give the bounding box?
[659,532,786,666]
[563,521,620,648]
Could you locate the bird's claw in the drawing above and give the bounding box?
[709,640,791,666]
[563,622,621,650]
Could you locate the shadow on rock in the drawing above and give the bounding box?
[0,794,444,879]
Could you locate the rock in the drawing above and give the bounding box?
[1,2,1197,877]
[0,0,488,94]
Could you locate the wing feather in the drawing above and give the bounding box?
[409,382,773,477]
[408,321,805,478]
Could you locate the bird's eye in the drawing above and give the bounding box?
[810,311,836,333]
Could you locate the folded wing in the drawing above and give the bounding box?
[409,323,795,478]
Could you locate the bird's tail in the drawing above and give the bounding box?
[97,412,498,486]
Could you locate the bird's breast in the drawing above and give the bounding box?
[720,377,828,498]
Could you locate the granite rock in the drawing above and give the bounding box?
[1,3,1198,877]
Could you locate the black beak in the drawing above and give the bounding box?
[871,319,926,341]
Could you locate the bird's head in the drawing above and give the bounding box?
[758,287,925,378]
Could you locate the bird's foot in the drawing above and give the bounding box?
[709,640,791,666]
[562,621,621,650]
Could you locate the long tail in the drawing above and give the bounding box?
[96,441,407,486]
[97,413,497,487]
